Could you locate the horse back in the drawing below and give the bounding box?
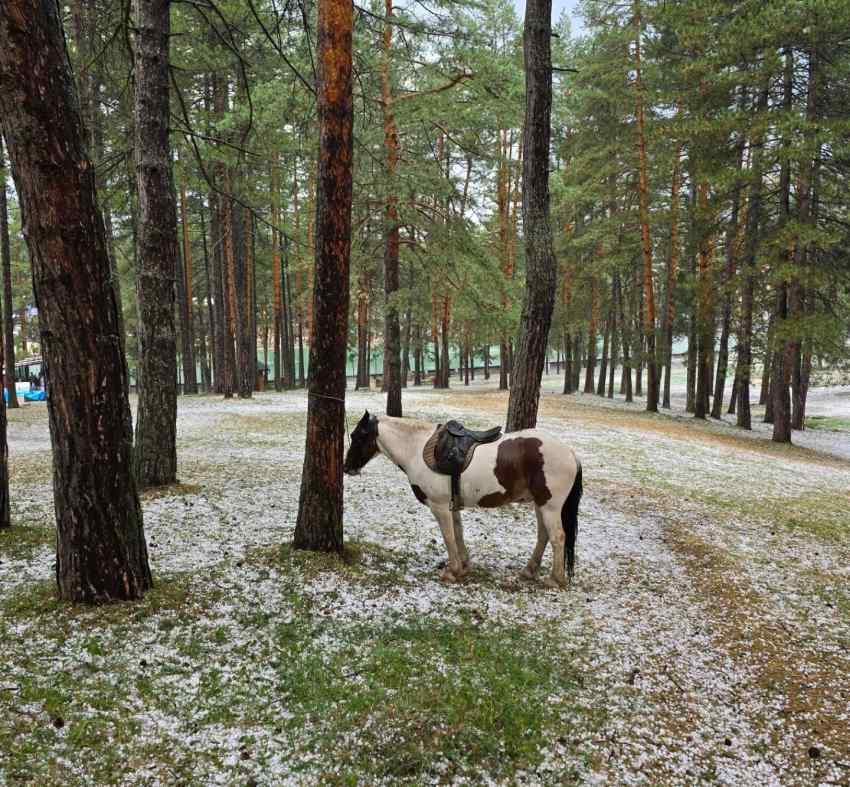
[469,429,579,509]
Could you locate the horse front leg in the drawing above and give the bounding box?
[452,511,471,572]
[520,509,548,581]
[432,506,466,583]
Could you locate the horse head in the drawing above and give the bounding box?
[343,410,380,475]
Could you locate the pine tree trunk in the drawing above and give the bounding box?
[771,59,793,441]
[616,273,633,403]
[737,85,770,430]
[439,296,451,388]
[584,275,598,393]
[178,175,197,394]
[712,95,747,419]
[607,279,619,399]
[596,305,611,397]
[792,51,820,432]
[633,0,659,412]
[505,0,557,431]
[0,305,7,527]
[0,0,152,598]
[133,0,178,487]
[380,0,402,417]
[271,160,283,392]
[0,137,19,410]
[294,0,353,552]
[200,201,218,392]
[694,181,714,419]
[237,208,254,398]
[662,126,682,409]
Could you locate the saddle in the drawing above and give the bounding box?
[423,420,502,511]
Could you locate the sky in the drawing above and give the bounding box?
[512,0,585,35]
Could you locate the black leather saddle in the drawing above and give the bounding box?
[429,420,502,510]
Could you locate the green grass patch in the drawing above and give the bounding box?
[0,551,596,784]
[805,415,850,431]
[0,522,54,562]
[690,489,850,545]
[274,616,593,782]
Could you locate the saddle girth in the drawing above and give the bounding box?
[422,420,503,511]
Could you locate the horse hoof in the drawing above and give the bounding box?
[519,565,538,581]
[543,576,567,591]
[440,569,459,584]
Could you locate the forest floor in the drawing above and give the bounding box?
[1,375,849,785]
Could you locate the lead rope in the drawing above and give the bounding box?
[307,390,352,448]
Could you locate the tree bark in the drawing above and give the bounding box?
[0,137,19,409]
[178,174,197,394]
[694,181,714,419]
[133,0,178,487]
[271,160,283,392]
[0,169,7,526]
[712,123,746,419]
[0,0,152,599]
[505,0,557,431]
[633,0,659,412]
[662,124,682,409]
[380,0,402,417]
[791,50,820,431]
[293,0,353,553]
[737,85,770,430]
[771,51,793,443]
[584,273,598,393]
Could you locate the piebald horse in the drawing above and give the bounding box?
[343,412,583,589]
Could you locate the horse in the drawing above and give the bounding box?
[343,411,583,589]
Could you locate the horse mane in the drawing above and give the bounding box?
[378,415,436,433]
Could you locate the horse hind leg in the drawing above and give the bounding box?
[541,504,568,590]
[452,511,471,572]
[520,509,548,580]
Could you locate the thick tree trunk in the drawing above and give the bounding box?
[0,166,7,526]
[293,0,353,553]
[505,0,557,432]
[0,137,19,409]
[0,0,152,598]
[0,305,6,527]
[133,0,178,487]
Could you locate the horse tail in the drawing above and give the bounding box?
[562,463,582,581]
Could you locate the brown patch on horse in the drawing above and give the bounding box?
[410,484,428,504]
[477,437,551,508]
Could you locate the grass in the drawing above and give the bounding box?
[805,415,850,431]
[0,522,54,562]
[0,544,596,785]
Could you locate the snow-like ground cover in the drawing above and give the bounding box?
[1,376,849,785]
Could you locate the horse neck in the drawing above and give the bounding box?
[376,418,425,470]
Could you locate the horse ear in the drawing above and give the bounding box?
[357,410,370,428]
